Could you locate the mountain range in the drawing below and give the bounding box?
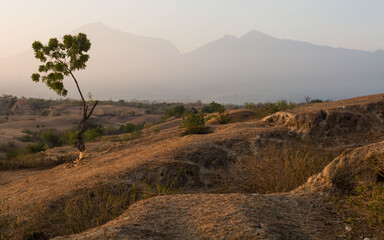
[1,22,383,103]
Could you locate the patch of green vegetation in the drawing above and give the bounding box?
[165,105,186,118]
[245,99,297,118]
[181,112,210,134]
[41,130,62,148]
[16,134,32,142]
[213,108,231,124]
[201,101,225,113]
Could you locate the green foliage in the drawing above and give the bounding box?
[84,127,104,142]
[40,130,62,148]
[17,134,32,142]
[181,112,209,134]
[27,98,52,111]
[245,100,297,119]
[152,127,161,134]
[120,123,136,134]
[122,130,143,142]
[201,101,225,113]
[5,149,20,160]
[213,108,231,124]
[245,102,257,110]
[63,129,77,145]
[31,33,91,96]
[21,129,32,134]
[25,143,46,154]
[103,126,120,135]
[165,105,186,118]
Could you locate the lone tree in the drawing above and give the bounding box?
[31,33,97,160]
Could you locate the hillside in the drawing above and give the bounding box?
[0,94,383,239]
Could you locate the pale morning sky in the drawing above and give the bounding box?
[0,0,383,59]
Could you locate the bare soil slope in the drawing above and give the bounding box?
[1,94,383,239]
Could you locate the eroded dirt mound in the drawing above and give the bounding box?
[294,141,384,196]
[54,193,342,240]
[263,94,384,140]
[54,143,384,240]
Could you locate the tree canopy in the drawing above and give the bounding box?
[31,33,91,96]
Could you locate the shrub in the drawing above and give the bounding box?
[21,129,32,134]
[152,127,160,134]
[165,105,186,118]
[181,112,209,134]
[63,129,77,145]
[103,126,120,135]
[41,130,62,148]
[122,130,143,142]
[214,108,231,124]
[120,123,136,134]
[25,143,46,154]
[201,101,225,113]
[84,127,104,142]
[17,134,32,142]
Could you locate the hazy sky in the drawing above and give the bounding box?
[0,0,383,59]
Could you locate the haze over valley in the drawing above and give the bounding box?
[1,22,383,103]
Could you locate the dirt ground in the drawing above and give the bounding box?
[1,93,383,239]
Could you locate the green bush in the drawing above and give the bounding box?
[21,129,32,134]
[120,123,136,134]
[41,130,62,148]
[84,127,104,142]
[17,134,32,142]
[214,108,231,124]
[104,126,120,135]
[201,101,225,113]
[25,143,46,154]
[152,127,160,134]
[181,113,209,134]
[165,105,186,118]
[63,129,77,145]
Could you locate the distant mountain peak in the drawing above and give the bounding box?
[241,29,275,40]
[222,34,237,39]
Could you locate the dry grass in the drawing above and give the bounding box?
[1,178,182,239]
[0,152,77,170]
[222,141,335,194]
[333,154,384,239]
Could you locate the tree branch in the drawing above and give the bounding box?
[86,101,99,119]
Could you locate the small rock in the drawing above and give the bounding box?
[345,225,351,231]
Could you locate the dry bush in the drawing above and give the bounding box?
[222,141,334,194]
